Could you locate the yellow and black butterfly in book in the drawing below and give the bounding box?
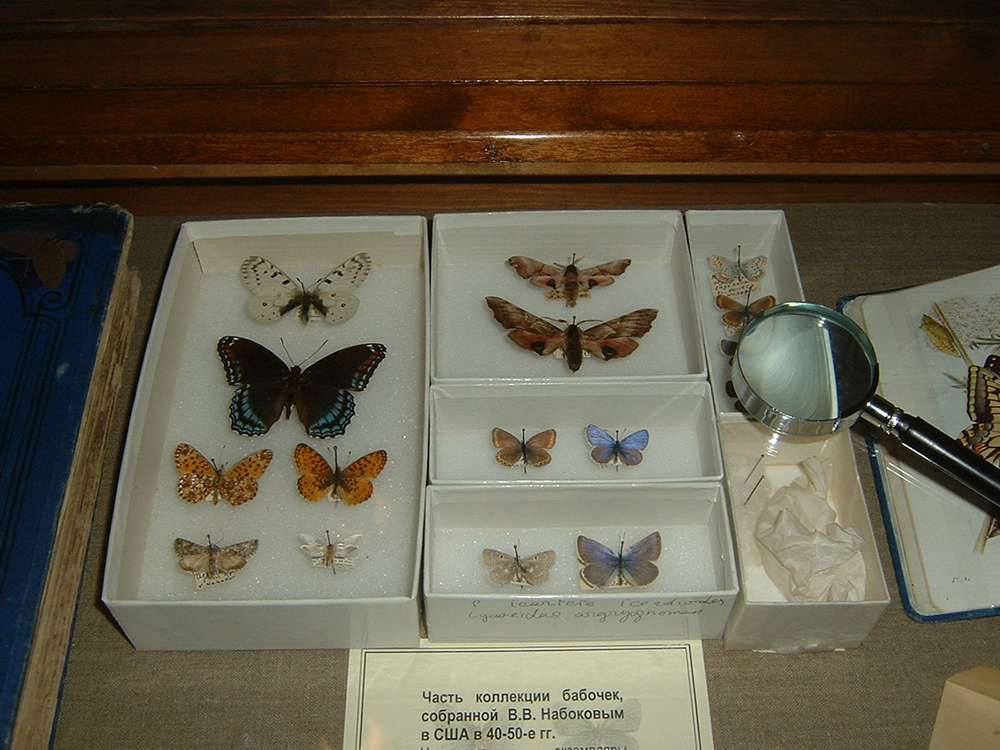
[958,354,1000,464]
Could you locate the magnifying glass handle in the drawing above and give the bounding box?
[862,394,1000,512]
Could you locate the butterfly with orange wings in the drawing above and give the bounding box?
[508,254,631,307]
[485,296,658,372]
[173,443,274,506]
[715,293,777,335]
[294,443,387,505]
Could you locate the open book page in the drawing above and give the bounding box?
[847,263,1000,619]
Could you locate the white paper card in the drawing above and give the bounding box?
[343,641,712,750]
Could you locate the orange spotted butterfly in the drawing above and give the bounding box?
[485,296,658,372]
[173,443,273,506]
[507,254,631,307]
[716,293,777,333]
[217,336,386,438]
[294,443,387,504]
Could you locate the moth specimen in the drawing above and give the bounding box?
[507,254,631,307]
[485,296,658,372]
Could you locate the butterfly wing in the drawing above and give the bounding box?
[174,537,211,573]
[219,448,274,506]
[173,443,221,503]
[960,357,1000,463]
[295,343,387,438]
[517,549,556,585]
[616,429,649,466]
[217,336,295,435]
[586,424,619,465]
[337,449,388,505]
[580,308,658,362]
[215,539,259,573]
[577,535,621,588]
[492,427,527,467]
[574,258,631,298]
[485,296,568,358]
[507,255,564,287]
[483,548,519,585]
[241,256,301,323]
[522,429,557,467]
[294,443,337,501]
[620,531,662,587]
[307,252,372,324]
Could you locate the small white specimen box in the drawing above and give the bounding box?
[685,209,805,416]
[429,381,724,485]
[718,419,889,652]
[431,209,706,383]
[423,483,739,642]
[102,216,428,650]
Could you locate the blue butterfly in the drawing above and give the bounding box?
[217,336,386,438]
[577,532,661,588]
[586,425,648,467]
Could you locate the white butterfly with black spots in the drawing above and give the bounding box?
[241,253,371,325]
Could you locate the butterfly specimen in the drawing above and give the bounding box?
[241,253,371,325]
[482,545,556,586]
[716,293,777,334]
[577,532,662,588]
[0,226,77,289]
[173,443,274,506]
[299,531,362,570]
[294,442,387,505]
[586,425,649,468]
[492,427,557,470]
[174,535,259,588]
[958,354,1000,463]
[708,245,768,284]
[507,254,632,307]
[217,336,386,438]
[485,296,658,372]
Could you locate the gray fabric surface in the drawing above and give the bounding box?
[52,205,1000,749]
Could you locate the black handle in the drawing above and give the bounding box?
[862,394,1000,512]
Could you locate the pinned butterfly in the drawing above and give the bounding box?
[174,535,258,588]
[577,532,662,588]
[217,336,385,438]
[708,245,768,297]
[485,296,657,372]
[586,425,648,468]
[299,531,362,570]
[508,254,631,307]
[716,293,776,336]
[173,443,273,506]
[482,545,556,586]
[294,443,387,505]
[241,253,371,325]
[492,427,557,471]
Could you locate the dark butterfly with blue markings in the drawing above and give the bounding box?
[577,532,661,588]
[586,425,648,468]
[217,336,386,438]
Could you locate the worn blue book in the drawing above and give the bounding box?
[0,204,135,748]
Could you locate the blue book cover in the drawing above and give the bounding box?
[0,204,133,747]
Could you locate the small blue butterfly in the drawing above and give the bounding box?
[577,532,661,588]
[586,425,648,467]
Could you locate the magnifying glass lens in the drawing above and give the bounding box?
[732,302,878,436]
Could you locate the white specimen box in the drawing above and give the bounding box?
[102,216,428,650]
[429,381,723,484]
[423,483,738,642]
[718,418,889,652]
[685,209,805,415]
[431,210,706,383]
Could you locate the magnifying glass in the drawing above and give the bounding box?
[732,300,1000,511]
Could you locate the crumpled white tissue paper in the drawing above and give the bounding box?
[755,456,867,602]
